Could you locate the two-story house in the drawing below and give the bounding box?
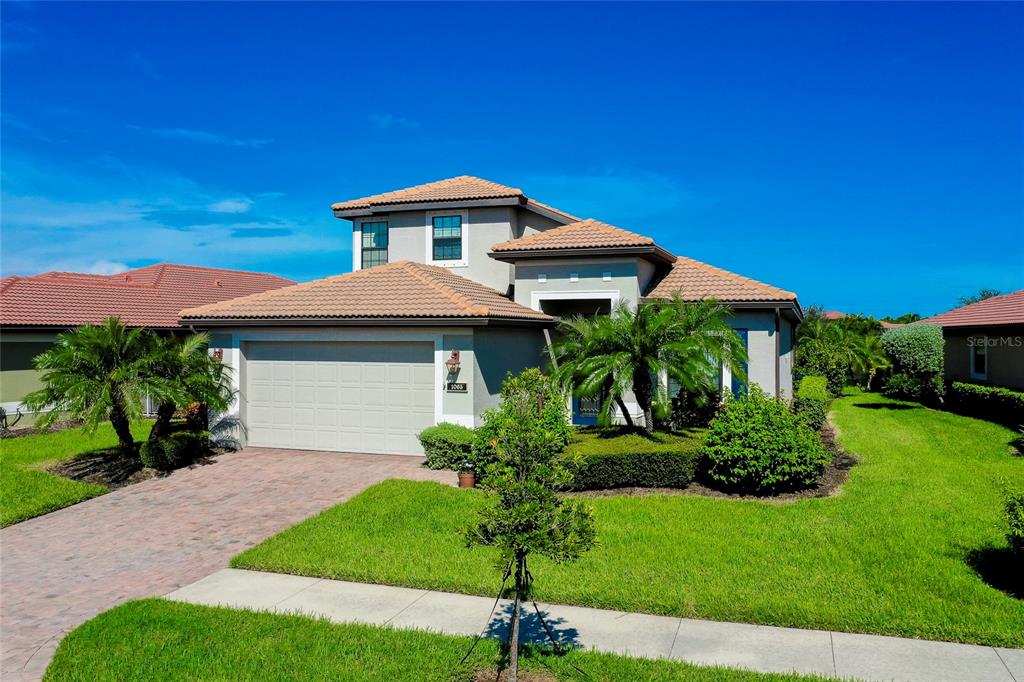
[181,176,802,455]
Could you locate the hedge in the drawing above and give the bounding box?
[946,382,1024,426]
[562,428,703,491]
[417,423,475,470]
[794,375,831,431]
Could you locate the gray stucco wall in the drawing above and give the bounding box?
[350,205,565,295]
[512,258,643,310]
[943,327,1024,390]
[472,326,548,416]
[728,310,786,398]
[515,206,563,239]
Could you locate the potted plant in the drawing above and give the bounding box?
[457,460,476,488]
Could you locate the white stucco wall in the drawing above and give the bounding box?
[348,205,565,295]
[722,310,792,399]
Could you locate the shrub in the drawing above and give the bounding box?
[666,387,722,429]
[140,431,209,471]
[793,375,831,431]
[1005,487,1024,557]
[417,423,475,470]
[947,382,1024,427]
[473,369,573,476]
[703,387,830,494]
[562,428,703,490]
[881,324,944,402]
[797,375,830,402]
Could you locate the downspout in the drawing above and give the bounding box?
[774,307,781,398]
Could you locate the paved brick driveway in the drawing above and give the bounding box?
[0,447,451,681]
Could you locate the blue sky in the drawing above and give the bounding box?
[2,2,1021,318]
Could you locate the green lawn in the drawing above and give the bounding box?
[234,392,1024,647]
[44,599,832,682]
[0,422,151,527]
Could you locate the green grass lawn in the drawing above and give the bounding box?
[0,422,151,527]
[44,598,832,682]
[234,392,1024,647]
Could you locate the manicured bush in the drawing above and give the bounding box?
[881,324,944,402]
[473,369,573,475]
[140,431,209,471]
[562,428,703,490]
[703,387,830,494]
[1005,487,1024,557]
[947,382,1024,427]
[797,376,830,401]
[417,423,475,470]
[793,375,831,431]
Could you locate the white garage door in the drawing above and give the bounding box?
[244,341,435,455]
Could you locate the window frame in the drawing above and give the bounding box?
[425,209,469,267]
[359,219,389,270]
[969,335,988,380]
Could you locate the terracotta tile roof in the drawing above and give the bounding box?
[1,264,294,329]
[646,256,797,303]
[822,310,847,320]
[331,175,579,221]
[922,289,1024,328]
[180,261,553,323]
[491,219,655,253]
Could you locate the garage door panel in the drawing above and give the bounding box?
[244,341,435,455]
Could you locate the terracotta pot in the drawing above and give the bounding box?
[458,471,476,488]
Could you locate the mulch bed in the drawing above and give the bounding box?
[0,419,85,439]
[571,422,857,503]
[48,447,223,490]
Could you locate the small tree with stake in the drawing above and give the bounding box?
[465,369,595,682]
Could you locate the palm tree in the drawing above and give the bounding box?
[146,332,233,442]
[550,297,747,431]
[23,318,164,452]
[850,334,890,391]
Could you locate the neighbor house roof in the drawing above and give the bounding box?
[179,260,554,324]
[0,264,294,329]
[646,256,798,303]
[331,175,579,222]
[822,310,847,320]
[922,289,1024,328]
[491,219,655,253]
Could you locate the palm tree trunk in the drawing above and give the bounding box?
[632,370,654,432]
[108,396,135,453]
[614,397,634,427]
[148,402,177,441]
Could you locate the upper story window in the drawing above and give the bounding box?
[426,209,468,267]
[432,215,462,261]
[361,221,389,269]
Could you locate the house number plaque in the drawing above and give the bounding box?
[446,382,467,393]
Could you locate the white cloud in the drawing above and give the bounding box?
[207,197,253,214]
[0,151,345,278]
[86,260,130,275]
[127,125,272,148]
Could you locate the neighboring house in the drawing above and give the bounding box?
[923,289,1024,390]
[0,264,294,423]
[181,176,802,455]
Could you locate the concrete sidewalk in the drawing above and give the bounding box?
[166,568,1022,682]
